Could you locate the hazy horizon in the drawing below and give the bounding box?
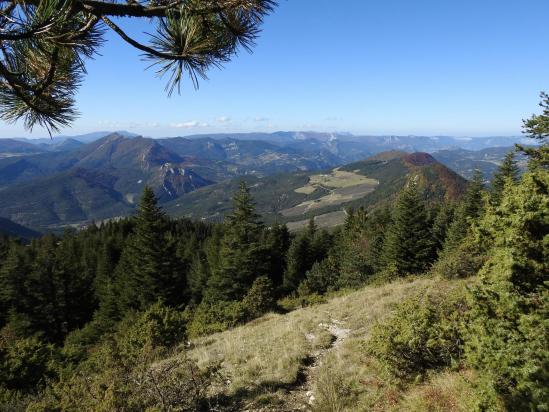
[1,0,548,139]
[0,129,530,141]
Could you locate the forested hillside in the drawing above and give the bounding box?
[0,98,547,410]
[165,151,467,228]
[0,131,530,231]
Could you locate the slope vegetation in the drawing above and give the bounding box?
[177,277,473,411]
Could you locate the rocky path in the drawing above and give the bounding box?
[287,317,351,410]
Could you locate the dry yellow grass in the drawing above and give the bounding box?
[286,210,347,231]
[308,169,378,189]
[285,169,379,218]
[294,169,378,193]
[177,277,475,410]
[395,370,481,412]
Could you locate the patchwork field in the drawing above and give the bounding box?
[281,169,378,217]
[286,210,348,231]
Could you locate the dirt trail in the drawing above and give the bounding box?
[286,317,351,410]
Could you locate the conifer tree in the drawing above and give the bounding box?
[431,203,455,254]
[261,223,291,289]
[382,179,435,275]
[363,207,393,274]
[0,235,9,265]
[311,229,333,263]
[443,169,485,251]
[465,169,549,409]
[187,226,223,303]
[282,218,332,294]
[204,182,267,302]
[302,256,340,295]
[491,151,520,205]
[338,207,373,287]
[0,242,29,328]
[464,97,549,408]
[53,234,96,335]
[0,0,276,133]
[115,186,182,312]
[0,235,95,342]
[92,240,121,330]
[306,217,317,238]
[521,91,549,168]
[283,233,313,293]
[187,252,210,305]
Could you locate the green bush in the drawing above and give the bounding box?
[29,343,223,411]
[430,236,487,279]
[277,292,327,311]
[62,320,107,365]
[241,276,276,319]
[0,326,58,392]
[187,300,247,338]
[367,286,468,380]
[29,302,221,411]
[301,257,339,295]
[130,302,187,348]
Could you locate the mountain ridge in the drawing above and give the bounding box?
[0,131,520,230]
[166,151,467,230]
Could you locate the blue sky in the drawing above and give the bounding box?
[2,0,549,138]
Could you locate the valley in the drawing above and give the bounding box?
[166,151,466,232]
[0,131,527,231]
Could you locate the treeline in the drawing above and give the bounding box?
[0,96,547,409]
[0,172,486,348]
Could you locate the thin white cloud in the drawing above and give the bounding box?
[254,116,269,122]
[99,121,161,129]
[217,116,231,123]
[170,121,209,129]
[98,120,124,128]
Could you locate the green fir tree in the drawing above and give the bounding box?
[204,182,267,302]
[443,169,485,251]
[465,169,549,409]
[491,150,520,205]
[382,179,435,275]
[115,186,182,312]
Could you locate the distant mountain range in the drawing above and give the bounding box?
[6,130,533,154]
[0,131,531,231]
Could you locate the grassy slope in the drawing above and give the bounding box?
[171,277,476,411]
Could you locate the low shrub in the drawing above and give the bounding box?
[430,237,486,279]
[366,285,468,380]
[0,326,58,392]
[28,347,223,411]
[187,300,247,338]
[241,276,276,319]
[125,301,187,350]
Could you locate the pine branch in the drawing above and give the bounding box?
[0,0,276,133]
